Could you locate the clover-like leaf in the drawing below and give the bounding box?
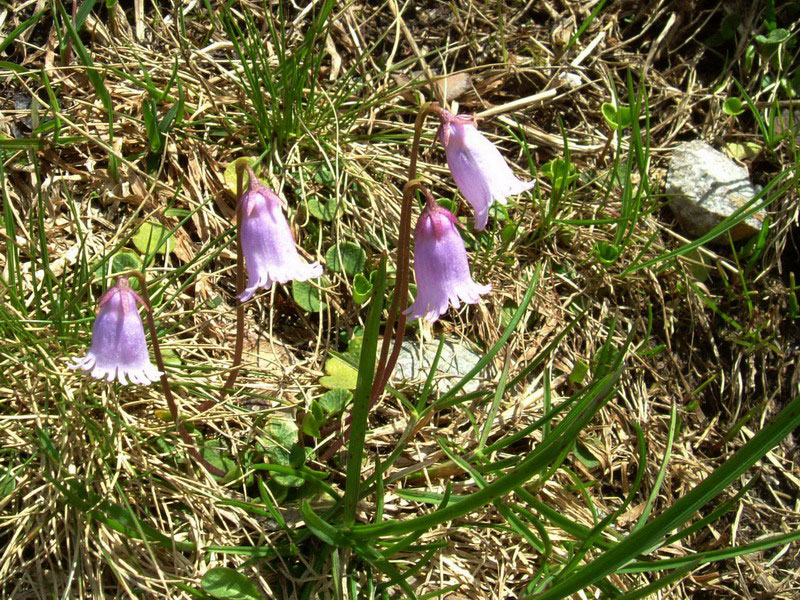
[318,388,352,417]
[353,272,373,304]
[307,196,337,221]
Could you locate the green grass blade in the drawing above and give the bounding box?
[347,369,621,540]
[343,255,387,526]
[531,393,800,600]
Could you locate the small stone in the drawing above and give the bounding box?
[558,72,582,89]
[392,338,488,394]
[665,141,765,244]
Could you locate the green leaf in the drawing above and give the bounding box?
[353,272,373,304]
[593,241,620,265]
[568,359,589,384]
[224,157,258,197]
[540,158,578,191]
[291,279,325,312]
[319,356,358,390]
[318,388,352,417]
[500,223,518,243]
[93,249,142,280]
[314,164,335,186]
[325,242,366,275]
[722,97,745,116]
[262,418,303,487]
[132,222,174,256]
[160,348,182,366]
[601,102,632,129]
[575,439,601,469]
[307,196,337,221]
[724,141,761,160]
[201,567,264,600]
[436,197,458,214]
[705,14,740,47]
[0,467,16,498]
[200,440,236,479]
[142,98,162,153]
[757,28,790,45]
[301,404,323,438]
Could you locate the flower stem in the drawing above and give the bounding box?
[130,271,227,479]
[220,162,248,399]
[371,101,441,404]
[321,103,441,458]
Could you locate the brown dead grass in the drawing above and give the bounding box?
[0,1,799,598]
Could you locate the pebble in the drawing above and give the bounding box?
[665,141,765,244]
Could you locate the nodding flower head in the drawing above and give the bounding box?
[437,108,534,230]
[238,167,323,302]
[405,198,491,323]
[70,277,162,386]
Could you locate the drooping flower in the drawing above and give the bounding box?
[70,277,162,385]
[438,108,535,230]
[238,168,323,302]
[405,199,491,322]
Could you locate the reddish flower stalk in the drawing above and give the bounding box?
[129,271,227,478]
[321,105,440,459]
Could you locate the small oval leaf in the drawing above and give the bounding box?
[201,567,264,600]
[292,279,325,312]
[325,242,366,276]
[132,222,174,256]
[722,97,744,116]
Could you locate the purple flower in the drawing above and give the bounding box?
[238,169,323,302]
[438,109,534,230]
[70,277,162,385]
[405,200,491,322]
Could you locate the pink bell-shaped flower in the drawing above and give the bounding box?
[405,199,491,322]
[238,169,323,302]
[70,277,162,385]
[438,108,535,230]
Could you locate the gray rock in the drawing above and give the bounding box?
[665,141,765,244]
[392,338,488,394]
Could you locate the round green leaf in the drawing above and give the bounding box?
[92,250,143,287]
[722,97,744,116]
[262,418,304,487]
[325,242,366,276]
[765,28,790,44]
[319,356,357,390]
[201,567,264,600]
[318,388,352,417]
[601,103,632,130]
[436,198,457,214]
[132,222,174,256]
[541,158,578,191]
[111,250,142,275]
[724,141,761,160]
[307,196,337,221]
[292,279,325,312]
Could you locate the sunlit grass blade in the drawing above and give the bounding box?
[531,393,800,600]
[343,255,387,526]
